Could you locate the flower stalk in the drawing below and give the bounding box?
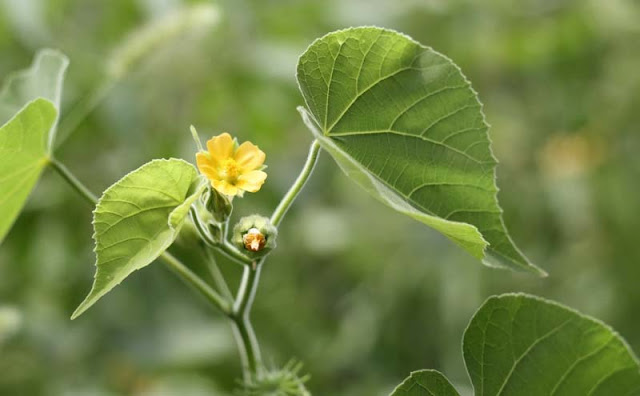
[52,136,323,388]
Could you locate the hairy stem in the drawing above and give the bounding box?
[270,139,321,227]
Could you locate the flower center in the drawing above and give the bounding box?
[243,228,266,252]
[219,158,240,182]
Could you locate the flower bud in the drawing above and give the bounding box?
[232,215,277,258]
[203,186,232,223]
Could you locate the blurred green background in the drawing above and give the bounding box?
[1,0,639,395]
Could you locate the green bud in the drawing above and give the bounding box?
[203,186,232,223]
[232,215,277,258]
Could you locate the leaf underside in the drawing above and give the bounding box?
[0,99,57,243]
[390,294,640,396]
[72,159,202,319]
[296,26,543,275]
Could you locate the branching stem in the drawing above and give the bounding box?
[51,138,323,385]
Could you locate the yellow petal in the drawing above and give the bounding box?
[196,152,218,180]
[236,170,267,192]
[234,141,266,172]
[212,179,239,196]
[206,133,234,165]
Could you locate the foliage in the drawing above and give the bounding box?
[1,2,639,395]
[72,159,203,319]
[391,294,640,396]
[297,27,543,275]
[0,99,56,242]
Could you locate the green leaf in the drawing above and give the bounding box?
[390,370,460,396]
[71,159,203,319]
[296,27,544,275]
[0,49,69,151]
[390,294,640,396]
[0,98,57,243]
[464,293,640,396]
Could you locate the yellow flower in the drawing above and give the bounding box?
[196,133,267,197]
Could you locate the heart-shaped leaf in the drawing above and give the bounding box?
[391,370,460,396]
[464,294,640,396]
[390,294,640,395]
[72,159,204,319]
[296,27,543,275]
[0,98,57,243]
[0,49,69,151]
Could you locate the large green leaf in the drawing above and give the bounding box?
[390,370,460,396]
[0,98,57,243]
[71,159,204,319]
[389,294,640,396]
[0,48,69,151]
[296,27,543,275]
[464,294,640,396]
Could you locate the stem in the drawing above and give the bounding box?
[232,264,264,379]
[49,158,98,205]
[204,248,234,301]
[189,207,253,266]
[229,139,323,379]
[270,139,321,227]
[160,251,232,315]
[51,160,231,315]
[220,240,253,265]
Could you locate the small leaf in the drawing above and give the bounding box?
[390,370,460,396]
[296,27,544,275]
[0,49,69,151]
[464,294,640,396]
[0,98,57,243]
[72,159,203,319]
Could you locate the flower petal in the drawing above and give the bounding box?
[206,133,234,165]
[196,152,218,179]
[234,141,266,172]
[236,170,267,193]
[212,179,239,196]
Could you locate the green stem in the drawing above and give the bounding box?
[160,251,232,315]
[270,139,321,227]
[189,208,253,266]
[204,248,234,302]
[232,264,264,379]
[49,158,98,205]
[220,240,253,265]
[51,160,231,315]
[230,140,322,379]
